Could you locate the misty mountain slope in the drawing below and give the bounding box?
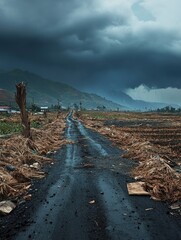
[106,89,174,110]
[0,89,15,104]
[0,69,125,110]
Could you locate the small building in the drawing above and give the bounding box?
[0,106,11,114]
[40,106,49,112]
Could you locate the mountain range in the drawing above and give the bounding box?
[0,69,176,111]
[105,89,175,110]
[0,88,14,105]
[0,69,124,110]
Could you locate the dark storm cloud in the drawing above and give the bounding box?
[0,0,181,93]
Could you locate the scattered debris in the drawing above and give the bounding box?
[12,171,30,183]
[170,202,181,210]
[82,163,95,168]
[23,194,32,201]
[74,163,95,169]
[133,157,181,202]
[0,113,67,202]
[145,208,153,211]
[127,182,150,196]
[0,201,16,215]
[30,162,40,170]
[79,111,181,203]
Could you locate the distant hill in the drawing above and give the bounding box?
[106,89,178,111]
[0,69,124,110]
[0,89,15,105]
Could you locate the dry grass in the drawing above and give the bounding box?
[78,111,181,202]
[0,112,68,201]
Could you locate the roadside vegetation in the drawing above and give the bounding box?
[0,121,21,135]
[0,111,68,208]
[0,114,50,135]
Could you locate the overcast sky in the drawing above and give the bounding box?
[0,0,181,104]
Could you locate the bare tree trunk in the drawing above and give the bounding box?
[43,110,47,118]
[15,82,31,138]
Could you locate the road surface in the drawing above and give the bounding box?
[1,112,181,240]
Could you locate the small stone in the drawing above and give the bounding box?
[5,165,16,171]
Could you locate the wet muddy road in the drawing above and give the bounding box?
[1,113,181,240]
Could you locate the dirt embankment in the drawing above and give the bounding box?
[0,113,68,207]
[78,111,181,203]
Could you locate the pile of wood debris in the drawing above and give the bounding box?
[79,114,181,202]
[133,157,181,202]
[0,114,67,205]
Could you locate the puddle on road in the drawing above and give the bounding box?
[67,113,108,157]
[65,144,81,167]
[76,120,108,157]
[66,114,82,167]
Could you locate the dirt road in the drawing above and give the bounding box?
[1,113,181,240]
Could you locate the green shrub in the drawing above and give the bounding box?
[0,122,22,135]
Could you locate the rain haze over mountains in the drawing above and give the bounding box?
[0,0,181,108]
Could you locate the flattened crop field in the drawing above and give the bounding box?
[78,111,181,202]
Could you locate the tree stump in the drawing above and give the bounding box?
[15,82,31,138]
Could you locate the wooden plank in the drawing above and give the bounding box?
[127,182,150,196]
